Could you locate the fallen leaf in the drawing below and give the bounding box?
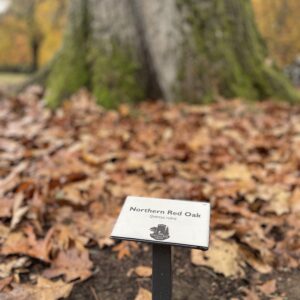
[56,178,105,205]
[1,226,54,262]
[0,276,72,300]
[187,129,210,152]
[126,268,134,277]
[134,288,152,300]
[240,248,272,274]
[258,279,276,295]
[0,162,28,197]
[43,248,93,282]
[0,276,13,292]
[217,163,252,182]
[81,151,103,165]
[191,237,245,278]
[265,187,290,215]
[0,224,10,243]
[0,138,21,153]
[113,241,139,260]
[289,188,300,212]
[97,237,115,249]
[215,229,236,240]
[0,257,29,278]
[0,198,13,218]
[73,214,115,247]
[134,266,152,278]
[257,185,290,215]
[52,224,88,252]
[240,287,260,300]
[10,193,28,230]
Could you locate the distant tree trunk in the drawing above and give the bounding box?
[26,0,43,72]
[30,37,40,72]
[46,0,299,108]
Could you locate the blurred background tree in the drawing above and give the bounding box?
[0,0,67,72]
[253,0,300,67]
[0,0,299,106]
[46,0,298,108]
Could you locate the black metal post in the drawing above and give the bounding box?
[152,244,172,300]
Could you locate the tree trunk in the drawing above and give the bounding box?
[46,0,299,108]
[30,38,40,72]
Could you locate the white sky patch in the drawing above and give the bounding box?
[0,0,9,13]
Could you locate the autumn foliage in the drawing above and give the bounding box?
[253,0,300,66]
[0,0,67,69]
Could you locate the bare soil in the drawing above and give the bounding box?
[67,244,300,300]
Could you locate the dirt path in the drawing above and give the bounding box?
[67,245,300,300]
[0,72,29,94]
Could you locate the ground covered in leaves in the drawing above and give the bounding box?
[0,87,300,299]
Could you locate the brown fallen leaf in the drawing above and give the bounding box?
[0,257,29,278]
[216,163,252,182]
[0,162,28,198]
[289,188,300,212]
[240,287,260,300]
[56,178,105,205]
[75,214,115,247]
[259,185,290,216]
[52,224,88,252]
[267,189,290,215]
[0,276,13,292]
[0,138,22,153]
[82,151,123,166]
[118,103,130,117]
[134,266,152,278]
[0,223,10,243]
[191,237,245,278]
[0,276,73,300]
[215,229,236,240]
[240,248,272,274]
[81,151,103,165]
[1,226,54,262]
[0,198,13,218]
[113,241,139,260]
[134,288,152,300]
[97,237,115,249]
[10,193,28,230]
[258,279,276,295]
[244,252,273,274]
[187,128,211,152]
[43,247,93,282]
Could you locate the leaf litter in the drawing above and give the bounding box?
[0,89,300,298]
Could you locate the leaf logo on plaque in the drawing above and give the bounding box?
[150,224,170,241]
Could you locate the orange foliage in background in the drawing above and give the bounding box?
[253,0,300,66]
[0,0,67,69]
[0,15,29,66]
[36,0,67,65]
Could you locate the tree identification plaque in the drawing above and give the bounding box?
[111,196,210,250]
[111,196,211,300]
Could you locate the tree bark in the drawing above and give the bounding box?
[30,38,40,72]
[46,0,299,108]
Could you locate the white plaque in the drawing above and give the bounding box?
[111,196,210,250]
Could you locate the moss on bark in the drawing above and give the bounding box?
[46,0,143,109]
[46,0,299,108]
[177,0,299,102]
[46,0,90,109]
[90,43,144,109]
